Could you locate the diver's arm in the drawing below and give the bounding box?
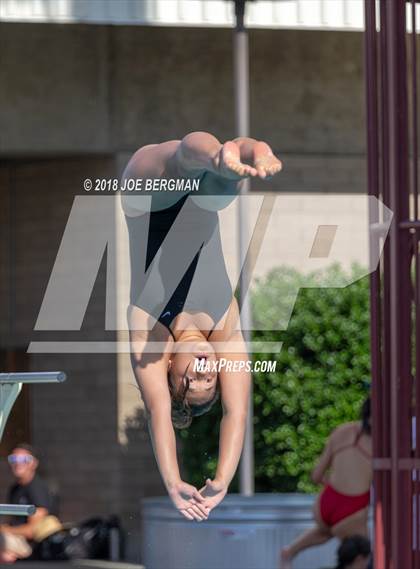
[311,432,334,485]
[216,336,251,486]
[129,347,180,487]
[130,338,208,521]
[145,402,207,520]
[199,332,251,511]
[207,301,251,487]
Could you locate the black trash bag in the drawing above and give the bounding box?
[31,529,69,561]
[64,517,110,560]
[31,516,123,561]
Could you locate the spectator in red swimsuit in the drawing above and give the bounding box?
[280,398,372,569]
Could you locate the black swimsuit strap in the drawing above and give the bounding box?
[206,325,216,341]
[354,428,372,460]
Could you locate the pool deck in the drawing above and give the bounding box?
[14,561,144,569]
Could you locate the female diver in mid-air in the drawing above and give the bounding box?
[121,132,282,522]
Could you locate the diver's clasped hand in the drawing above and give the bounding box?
[187,477,228,518]
[199,478,228,511]
[168,480,210,522]
[169,478,228,521]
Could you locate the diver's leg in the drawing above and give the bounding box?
[233,137,283,179]
[280,527,332,569]
[280,494,331,568]
[124,133,282,184]
[169,131,258,180]
[122,133,283,218]
[168,132,222,177]
[123,141,180,180]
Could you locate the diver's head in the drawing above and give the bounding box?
[168,340,220,429]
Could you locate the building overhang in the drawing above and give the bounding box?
[0,0,368,31]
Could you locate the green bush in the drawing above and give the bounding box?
[178,264,370,493]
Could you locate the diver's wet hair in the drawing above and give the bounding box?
[168,373,220,429]
[361,397,371,435]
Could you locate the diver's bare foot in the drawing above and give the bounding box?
[280,547,293,569]
[214,141,258,180]
[253,141,282,179]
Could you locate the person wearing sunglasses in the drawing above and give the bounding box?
[0,444,54,563]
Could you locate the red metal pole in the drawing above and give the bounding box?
[410,1,420,565]
[365,1,414,566]
[378,2,393,561]
[364,2,385,566]
[385,1,412,567]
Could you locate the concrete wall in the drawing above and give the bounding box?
[0,23,367,192]
[0,158,117,521]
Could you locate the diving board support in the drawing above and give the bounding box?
[0,371,66,516]
[0,382,22,441]
[0,505,36,516]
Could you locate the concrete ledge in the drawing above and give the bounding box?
[75,561,144,569]
[14,562,144,569]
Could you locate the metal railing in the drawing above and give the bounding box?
[0,372,66,517]
[365,1,419,567]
